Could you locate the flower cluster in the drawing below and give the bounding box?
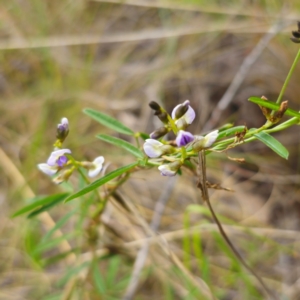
[144,101,218,176]
[38,118,105,184]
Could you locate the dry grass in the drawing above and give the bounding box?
[0,1,300,299]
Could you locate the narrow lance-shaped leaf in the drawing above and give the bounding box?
[254,131,289,159]
[33,232,76,255]
[93,262,106,294]
[27,195,68,218]
[248,97,300,118]
[41,209,77,243]
[65,162,139,202]
[84,108,134,135]
[12,193,69,218]
[97,134,144,159]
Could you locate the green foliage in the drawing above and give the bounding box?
[12,193,69,218]
[254,131,289,159]
[248,97,300,118]
[84,108,134,135]
[7,4,300,299]
[217,125,246,139]
[97,134,144,158]
[64,162,139,202]
[93,256,131,299]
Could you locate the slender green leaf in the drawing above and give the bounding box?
[33,232,76,255]
[106,256,121,287]
[65,162,139,202]
[12,193,69,218]
[84,108,134,135]
[93,263,106,294]
[41,209,77,243]
[97,134,144,159]
[248,97,300,118]
[27,196,68,218]
[254,131,289,159]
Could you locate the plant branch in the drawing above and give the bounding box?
[197,150,279,300]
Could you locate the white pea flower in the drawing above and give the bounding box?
[192,130,219,151]
[158,161,182,176]
[47,149,71,167]
[37,163,59,176]
[87,156,105,178]
[171,100,196,129]
[38,149,71,176]
[143,139,175,158]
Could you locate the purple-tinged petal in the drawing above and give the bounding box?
[57,117,69,131]
[56,155,68,167]
[88,156,105,178]
[172,100,196,129]
[143,139,164,158]
[181,105,195,125]
[37,163,58,176]
[158,161,182,176]
[47,149,71,166]
[176,130,195,147]
[158,164,177,176]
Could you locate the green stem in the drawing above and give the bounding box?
[275,48,300,106]
[181,146,187,162]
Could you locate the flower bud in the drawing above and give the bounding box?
[56,117,69,142]
[150,127,169,139]
[154,111,169,124]
[171,100,195,129]
[192,130,218,151]
[290,21,300,43]
[149,101,161,111]
[158,161,182,176]
[52,168,74,184]
[174,101,189,119]
[292,31,300,39]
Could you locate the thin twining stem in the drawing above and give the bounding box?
[197,150,279,300]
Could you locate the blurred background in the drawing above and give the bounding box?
[0,0,300,299]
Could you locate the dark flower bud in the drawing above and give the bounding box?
[154,111,168,124]
[290,37,300,43]
[149,101,161,111]
[150,126,169,139]
[290,21,300,43]
[292,31,300,39]
[174,102,189,119]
